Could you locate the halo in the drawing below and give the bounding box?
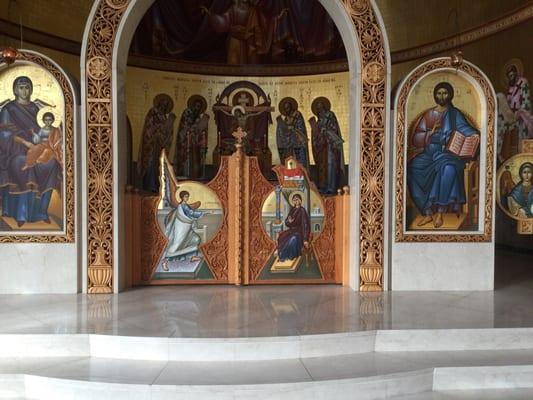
[231,90,255,107]
[153,93,174,113]
[311,96,331,116]
[289,190,305,204]
[231,105,245,116]
[502,58,524,88]
[187,94,207,114]
[278,97,298,116]
[37,107,59,127]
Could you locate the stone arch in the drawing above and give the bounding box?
[81,0,391,293]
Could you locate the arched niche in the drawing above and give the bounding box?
[392,57,496,291]
[81,0,391,293]
[0,49,80,293]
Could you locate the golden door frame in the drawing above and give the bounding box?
[82,0,389,293]
[0,49,75,243]
[394,57,496,242]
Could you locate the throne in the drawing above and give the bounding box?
[407,114,481,230]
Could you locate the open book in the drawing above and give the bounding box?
[445,131,480,158]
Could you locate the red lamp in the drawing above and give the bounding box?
[1,47,18,65]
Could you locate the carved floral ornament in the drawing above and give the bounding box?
[84,0,388,292]
[394,57,495,243]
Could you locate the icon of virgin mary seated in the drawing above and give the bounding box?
[271,193,311,273]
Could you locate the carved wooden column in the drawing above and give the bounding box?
[342,0,388,291]
[227,132,247,285]
[85,0,130,293]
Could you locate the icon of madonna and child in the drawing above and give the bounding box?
[152,157,223,280]
[0,75,64,232]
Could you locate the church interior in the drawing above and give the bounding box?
[0,0,533,398]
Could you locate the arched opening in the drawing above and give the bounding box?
[81,0,390,293]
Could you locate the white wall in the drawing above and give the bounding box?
[0,244,78,293]
[391,243,494,291]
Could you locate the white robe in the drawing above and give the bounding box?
[164,204,202,259]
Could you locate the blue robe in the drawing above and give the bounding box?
[276,110,309,168]
[407,105,478,215]
[0,100,61,223]
[508,183,533,218]
[311,110,344,194]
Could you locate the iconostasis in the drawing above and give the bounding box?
[125,67,350,189]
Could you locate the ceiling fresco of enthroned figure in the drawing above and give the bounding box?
[129,0,347,65]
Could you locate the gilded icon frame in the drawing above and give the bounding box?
[394,58,495,242]
[0,50,75,243]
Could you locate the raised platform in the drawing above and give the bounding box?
[0,251,532,399]
[2,330,533,399]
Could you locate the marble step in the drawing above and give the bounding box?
[2,328,533,361]
[0,351,533,399]
[391,388,533,400]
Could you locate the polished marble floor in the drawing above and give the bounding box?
[0,250,532,338]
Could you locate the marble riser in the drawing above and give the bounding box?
[1,328,533,361]
[14,370,436,400]
[6,365,533,400]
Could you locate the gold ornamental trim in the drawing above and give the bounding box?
[85,0,130,291]
[85,0,388,291]
[394,58,495,242]
[0,50,75,243]
[342,0,387,291]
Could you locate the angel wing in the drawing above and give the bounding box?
[500,169,515,198]
[160,150,180,208]
[33,99,55,109]
[0,98,11,113]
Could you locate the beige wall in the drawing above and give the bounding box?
[390,20,533,92]
[4,0,93,42]
[3,0,530,53]
[2,1,531,89]
[376,0,529,52]
[126,67,350,165]
[0,37,80,82]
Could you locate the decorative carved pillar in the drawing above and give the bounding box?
[342,0,388,291]
[227,129,247,285]
[85,0,131,293]
[87,247,113,293]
